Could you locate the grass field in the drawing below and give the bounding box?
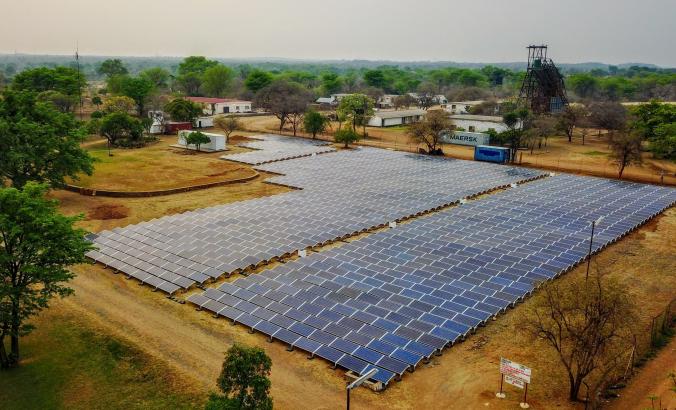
[0,311,204,410]
[70,136,256,191]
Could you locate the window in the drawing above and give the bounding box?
[468,126,476,132]
[451,104,456,109]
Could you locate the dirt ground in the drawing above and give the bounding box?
[40,178,675,410]
[238,115,676,186]
[608,336,676,410]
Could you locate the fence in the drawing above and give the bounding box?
[627,297,676,378]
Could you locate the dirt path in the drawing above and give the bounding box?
[608,337,676,410]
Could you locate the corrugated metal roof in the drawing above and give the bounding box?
[450,114,504,123]
[372,109,426,119]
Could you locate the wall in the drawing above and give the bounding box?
[452,118,509,133]
[177,130,226,151]
[441,131,490,147]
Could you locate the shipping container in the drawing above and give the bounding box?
[474,145,510,164]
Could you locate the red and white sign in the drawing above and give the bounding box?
[500,358,532,384]
[504,374,526,389]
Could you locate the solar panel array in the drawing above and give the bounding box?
[85,147,543,295]
[221,134,336,165]
[188,174,676,386]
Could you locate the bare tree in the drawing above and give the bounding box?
[213,115,241,142]
[407,110,452,154]
[556,105,588,142]
[609,132,643,178]
[393,95,415,110]
[254,79,312,133]
[524,270,636,406]
[527,115,557,153]
[588,102,627,137]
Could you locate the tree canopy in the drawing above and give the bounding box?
[12,66,85,97]
[337,94,375,132]
[164,98,203,124]
[0,90,94,188]
[206,344,273,410]
[0,183,92,368]
[303,110,329,139]
[254,79,312,132]
[119,76,154,115]
[201,65,235,97]
[97,59,128,78]
[244,69,274,93]
[185,131,211,152]
[407,110,452,154]
[334,128,360,148]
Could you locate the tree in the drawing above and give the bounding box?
[568,73,599,99]
[140,67,170,89]
[97,59,128,78]
[177,56,218,95]
[0,183,92,368]
[649,122,676,160]
[499,108,531,162]
[320,72,342,94]
[527,115,558,152]
[99,112,144,155]
[556,105,588,143]
[103,95,136,114]
[201,65,235,97]
[334,128,360,148]
[120,76,154,116]
[12,66,86,98]
[205,344,273,410]
[37,90,78,113]
[0,90,94,188]
[629,101,676,159]
[164,98,203,124]
[609,132,643,178]
[407,110,452,154]
[213,116,241,142]
[244,69,273,94]
[363,69,386,89]
[303,110,329,139]
[91,95,102,107]
[254,79,312,132]
[393,94,415,110]
[176,72,202,96]
[588,102,627,136]
[524,271,636,406]
[337,94,375,133]
[185,131,211,152]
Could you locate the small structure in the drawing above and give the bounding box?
[518,45,568,113]
[315,93,352,107]
[147,110,166,134]
[185,97,252,115]
[474,145,510,164]
[450,114,513,134]
[368,109,426,127]
[446,101,488,115]
[176,130,226,152]
[195,116,214,128]
[441,131,491,147]
[164,121,192,134]
[376,94,400,109]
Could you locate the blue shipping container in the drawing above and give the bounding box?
[474,145,510,164]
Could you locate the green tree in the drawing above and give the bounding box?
[363,69,387,89]
[244,70,273,93]
[97,59,128,78]
[103,95,136,114]
[336,94,375,133]
[119,76,154,116]
[0,183,92,368]
[140,67,170,89]
[91,95,102,107]
[213,115,241,142]
[320,72,342,94]
[334,128,360,148]
[303,110,329,139]
[99,112,144,154]
[12,66,86,97]
[185,131,211,152]
[164,98,203,124]
[567,73,599,99]
[556,105,589,143]
[649,122,676,160]
[205,344,273,410]
[177,56,218,95]
[629,101,676,158]
[0,90,94,188]
[201,65,234,97]
[37,90,78,113]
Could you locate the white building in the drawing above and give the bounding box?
[446,101,486,115]
[315,93,353,106]
[377,94,400,109]
[147,110,165,134]
[176,130,227,152]
[185,97,252,115]
[368,109,426,127]
[449,114,513,133]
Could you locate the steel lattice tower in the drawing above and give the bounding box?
[518,45,568,114]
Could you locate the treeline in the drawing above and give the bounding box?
[1,55,674,102]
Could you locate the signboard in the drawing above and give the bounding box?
[441,131,490,147]
[500,358,532,384]
[504,374,526,389]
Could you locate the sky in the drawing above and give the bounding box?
[1,0,675,66]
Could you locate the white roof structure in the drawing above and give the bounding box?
[372,109,426,119]
[449,114,505,123]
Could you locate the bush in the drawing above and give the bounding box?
[91,110,104,119]
[334,128,360,148]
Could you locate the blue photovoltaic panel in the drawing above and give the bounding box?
[190,173,675,386]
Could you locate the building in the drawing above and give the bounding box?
[446,101,486,115]
[315,93,352,107]
[185,97,252,115]
[164,121,192,134]
[376,94,400,109]
[449,114,513,134]
[176,130,226,152]
[367,109,426,127]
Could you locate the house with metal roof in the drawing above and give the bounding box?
[367,109,426,127]
[185,96,252,116]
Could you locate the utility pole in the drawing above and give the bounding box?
[75,41,84,121]
[585,216,604,280]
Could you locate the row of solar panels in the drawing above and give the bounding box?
[221,134,336,165]
[86,148,544,294]
[188,174,676,387]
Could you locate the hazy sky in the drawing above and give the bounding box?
[1,0,675,66]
